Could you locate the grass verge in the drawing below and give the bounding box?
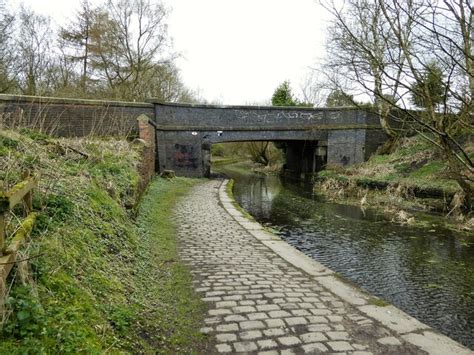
[133,177,210,353]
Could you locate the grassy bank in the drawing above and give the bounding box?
[314,135,473,229]
[0,129,208,353]
[133,177,210,353]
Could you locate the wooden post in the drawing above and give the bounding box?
[0,174,37,312]
[0,214,4,255]
[22,171,32,215]
[0,182,3,256]
[23,191,33,215]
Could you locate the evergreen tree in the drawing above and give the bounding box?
[271,80,297,106]
[59,0,94,92]
[410,62,445,110]
[325,89,354,107]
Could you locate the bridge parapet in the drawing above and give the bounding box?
[150,102,387,178]
[151,101,380,131]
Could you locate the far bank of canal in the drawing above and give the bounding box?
[214,163,474,350]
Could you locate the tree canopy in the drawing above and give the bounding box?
[410,62,446,110]
[271,81,297,106]
[325,89,355,107]
[0,0,195,102]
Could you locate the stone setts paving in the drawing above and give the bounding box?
[174,180,472,355]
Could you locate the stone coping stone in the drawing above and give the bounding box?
[218,179,473,355]
[358,305,430,334]
[150,100,361,112]
[261,240,333,277]
[0,93,153,108]
[239,221,264,230]
[249,230,281,242]
[402,331,472,355]
[316,276,369,306]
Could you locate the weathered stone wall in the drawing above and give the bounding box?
[0,94,154,137]
[152,102,387,177]
[0,94,158,195]
[153,102,379,129]
[327,130,367,166]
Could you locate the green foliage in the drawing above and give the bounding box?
[3,286,46,339]
[368,297,389,307]
[393,162,412,174]
[211,143,225,157]
[210,142,248,159]
[271,80,297,106]
[317,170,349,185]
[410,62,446,109]
[0,133,19,149]
[0,133,20,156]
[19,128,50,141]
[105,304,137,332]
[325,89,355,107]
[409,161,445,179]
[43,194,75,221]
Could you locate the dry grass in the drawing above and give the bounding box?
[1,128,210,353]
[315,135,473,232]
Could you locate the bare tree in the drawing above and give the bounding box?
[299,72,326,107]
[44,48,80,96]
[14,6,54,96]
[322,0,414,140]
[0,0,192,102]
[378,0,473,203]
[248,142,271,166]
[140,63,195,102]
[88,0,175,101]
[0,0,15,93]
[322,0,473,207]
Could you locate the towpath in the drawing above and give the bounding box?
[173,180,472,355]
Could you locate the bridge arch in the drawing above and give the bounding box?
[151,102,387,178]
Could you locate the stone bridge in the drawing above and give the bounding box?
[151,102,387,178]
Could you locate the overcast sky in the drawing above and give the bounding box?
[9,0,329,104]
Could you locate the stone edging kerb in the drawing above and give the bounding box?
[218,179,472,355]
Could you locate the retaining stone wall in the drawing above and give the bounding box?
[0,94,153,137]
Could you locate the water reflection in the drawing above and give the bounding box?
[232,173,282,220]
[218,165,474,349]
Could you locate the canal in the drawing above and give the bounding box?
[216,163,474,349]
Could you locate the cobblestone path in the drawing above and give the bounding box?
[173,180,445,354]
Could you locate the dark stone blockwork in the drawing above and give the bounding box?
[0,94,153,137]
[151,102,388,178]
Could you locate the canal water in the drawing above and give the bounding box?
[216,164,474,349]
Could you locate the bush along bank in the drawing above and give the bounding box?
[0,129,209,353]
[313,135,473,232]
